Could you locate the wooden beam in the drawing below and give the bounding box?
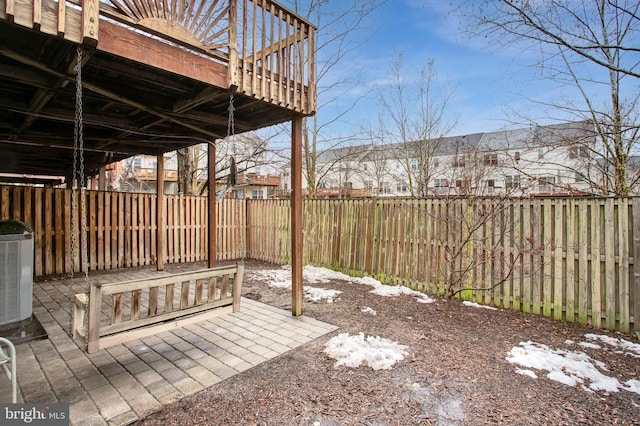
[227,0,239,89]
[98,20,227,89]
[57,0,65,36]
[208,142,217,268]
[81,0,99,46]
[291,113,303,316]
[157,153,165,271]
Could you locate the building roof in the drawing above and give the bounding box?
[319,121,596,162]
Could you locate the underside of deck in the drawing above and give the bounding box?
[0,0,315,177]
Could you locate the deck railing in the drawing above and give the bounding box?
[232,0,315,113]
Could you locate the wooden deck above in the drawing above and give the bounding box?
[0,0,315,176]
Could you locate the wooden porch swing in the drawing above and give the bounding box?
[69,51,245,354]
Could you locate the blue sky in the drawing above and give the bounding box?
[312,0,610,143]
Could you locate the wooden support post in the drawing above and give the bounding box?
[208,143,217,268]
[291,113,303,316]
[98,167,106,191]
[65,171,74,189]
[157,154,165,271]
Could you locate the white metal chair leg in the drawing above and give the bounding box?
[0,337,17,403]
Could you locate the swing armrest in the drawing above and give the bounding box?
[72,294,88,340]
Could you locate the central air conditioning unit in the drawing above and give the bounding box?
[0,220,34,326]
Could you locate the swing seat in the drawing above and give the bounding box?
[73,263,244,353]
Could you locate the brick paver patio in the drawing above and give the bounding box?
[0,268,338,425]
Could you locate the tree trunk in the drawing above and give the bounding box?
[177,146,196,195]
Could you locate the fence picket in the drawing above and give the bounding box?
[604,198,616,330]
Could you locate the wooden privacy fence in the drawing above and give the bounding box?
[0,186,246,276]
[246,197,640,335]
[1,184,638,334]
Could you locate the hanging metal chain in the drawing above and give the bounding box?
[227,92,235,138]
[226,93,245,260]
[74,48,89,284]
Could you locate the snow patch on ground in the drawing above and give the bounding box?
[462,301,498,311]
[584,333,640,357]
[515,369,538,378]
[324,332,408,370]
[578,342,601,350]
[305,286,341,303]
[252,265,434,304]
[361,307,377,315]
[506,336,640,395]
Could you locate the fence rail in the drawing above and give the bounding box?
[1,185,638,334]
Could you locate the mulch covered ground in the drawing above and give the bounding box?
[135,261,640,425]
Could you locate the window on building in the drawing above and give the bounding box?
[410,160,418,171]
[483,153,498,166]
[396,184,408,193]
[485,179,495,188]
[251,190,261,199]
[364,180,373,189]
[452,157,465,167]
[575,172,584,183]
[569,146,590,159]
[514,152,521,162]
[538,176,556,191]
[539,176,556,185]
[434,179,449,187]
[379,181,391,194]
[538,149,544,159]
[455,179,470,188]
[505,175,521,189]
[433,159,440,167]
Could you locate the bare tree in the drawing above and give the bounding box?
[176,146,198,195]
[176,132,274,196]
[278,0,386,198]
[467,0,640,195]
[376,54,457,197]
